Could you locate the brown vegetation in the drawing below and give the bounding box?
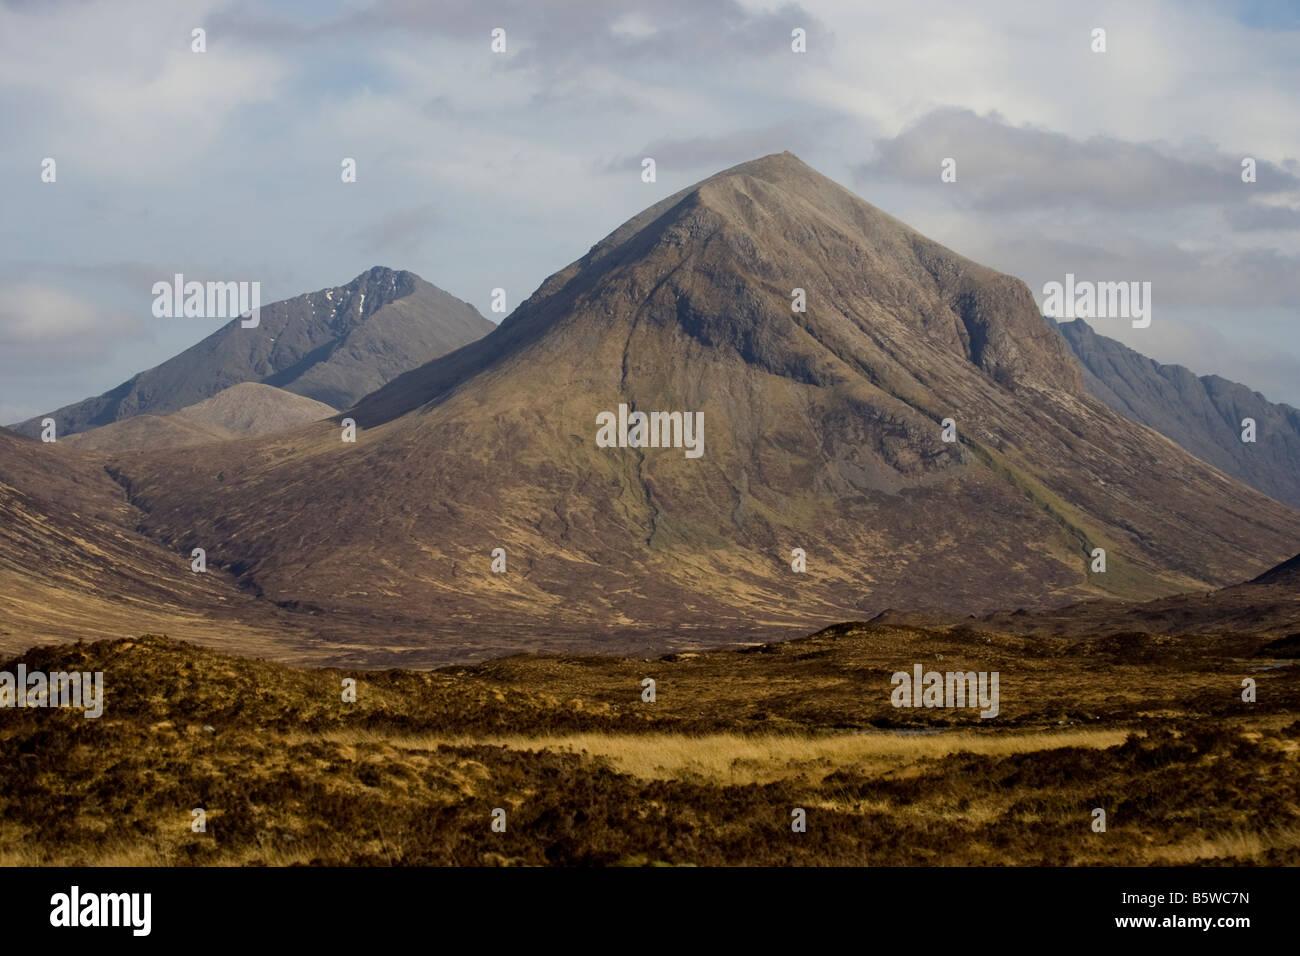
[2,624,1295,866]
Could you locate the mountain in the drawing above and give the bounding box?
[1054,317,1300,508]
[61,383,337,452]
[0,426,310,661]
[10,266,494,438]
[74,153,1296,662]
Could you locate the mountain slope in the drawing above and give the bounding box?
[59,414,229,453]
[61,383,337,452]
[0,427,310,660]
[89,154,1300,656]
[1053,318,1300,509]
[11,267,493,438]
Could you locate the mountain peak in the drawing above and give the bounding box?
[541,153,1080,391]
[343,265,419,299]
[355,154,1087,429]
[703,150,815,182]
[13,268,493,437]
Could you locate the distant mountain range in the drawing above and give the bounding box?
[10,266,493,439]
[1053,318,1300,509]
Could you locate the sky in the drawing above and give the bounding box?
[1,0,1298,422]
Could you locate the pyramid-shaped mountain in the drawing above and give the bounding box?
[11,266,494,438]
[106,154,1300,655]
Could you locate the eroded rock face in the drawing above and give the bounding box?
[1055,315,1300,509]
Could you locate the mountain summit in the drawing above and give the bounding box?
[356,153,1081,425]
[12,267,493,438]
[84,155,1300,655]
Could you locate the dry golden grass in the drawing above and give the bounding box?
[1148,825,1300,864]
[289,727,1132,785]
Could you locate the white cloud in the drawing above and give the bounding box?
[0,0,286,181]
[0,281,146,358]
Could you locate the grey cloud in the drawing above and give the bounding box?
[220,0,824,73]
[351,204,440,256]
[856,108,1300,212]
[208,3,334,42]
[987,233,1300,312]
[1225,203,1300,231]
[0,260,172,292]
[0,401,40,424]
[0,282,145,363]
[421,96,458,120]
[606,121,820,174]
[0,0,91,9]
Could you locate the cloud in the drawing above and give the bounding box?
[1,0,1299,416]
[856,108,1300,212]
[0,260,172,293]
[350,204,440,257]
[607,121,822,173]
[0,0,287,182]
[0,282,146,363]
[331,0,824,72]
[0,401,40,425]
[982,235,1300,313]
[1225,202,1300,231]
